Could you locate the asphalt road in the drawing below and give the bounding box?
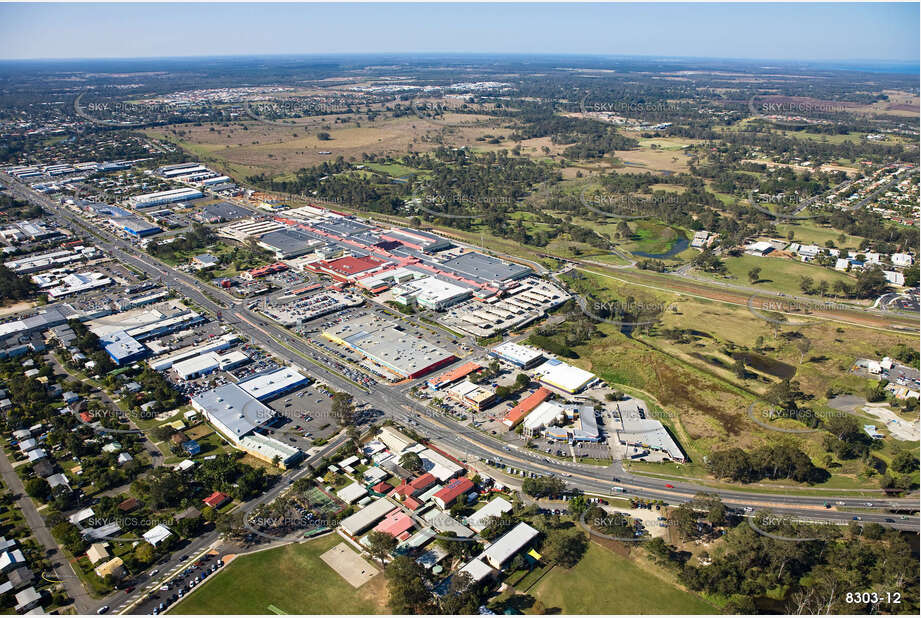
[2,173,918,614]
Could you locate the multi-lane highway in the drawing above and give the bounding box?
[2,173,918,613]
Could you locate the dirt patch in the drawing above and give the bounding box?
[320,542,379,588]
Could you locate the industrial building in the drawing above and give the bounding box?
[193,202,251,223]
[218,218,286,242]
[439,251,531,284]
[544,404,601,442]
[172,350,249,380]
[237,367,309,401]
[466,496,513,533]
[88,302,204,343]
[99,330,148,365]
[257,228,322,259]
[480,522,539,569]
[379,227,451,253]
[190,383,275,442]
[429,361,482,390]
[615,417,685,462]
[391,275,472,310]
[537,360,597,394]
[502,387,551,428]
[46,272,113,299]
[444,380,496,411]
[148,333,239,371]
[308,254,389,283]
[339,497,396,537]
[4,247,98,275]
[238,433,303,469]
[109,216,161,237]
[323,315,455,380]
[128,187,204,208]
[490,341,545,369]
[522,401,568,438]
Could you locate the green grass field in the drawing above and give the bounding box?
[702,254,856,294]
[170,534,388,614]
[527,543,716,614]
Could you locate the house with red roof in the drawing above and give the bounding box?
[433,477,474,509]
[202,491,231,509]
[371,481,393,494]
[374,508,415,538]
[391,472,437,501]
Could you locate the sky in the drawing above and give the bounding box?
[0,2,918,63]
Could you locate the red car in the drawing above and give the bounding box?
[664,483,674,488]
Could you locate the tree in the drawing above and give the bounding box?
[891,451,919,474]
[765,378,805,410]
[367,531,398,565]
[331,392,354,426]
[25,478,51,502]
[795,337,811,364]
[439,571,479,614]
[904,263,919,288]
[521,476,566,498]
[479,515,513,541]
[316,131,331,141]
[855,267,889,299]
[399,452,424,473]
[134,542,156,566]
[799,276,815,294]
[568,494,589,515]
[385,555,434,614]
[543,529,588,567]
[747,267,761,283]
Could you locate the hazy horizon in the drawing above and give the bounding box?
[1,2,918,63]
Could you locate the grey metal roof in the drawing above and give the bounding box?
[439,252,531,283]
[191,383,274,440]
[258,228,318,256]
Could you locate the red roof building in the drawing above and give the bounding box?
[392,473,437,500]
[403,496,422,511]
[374,508,415,537]
[429,361,482,390]
[409,473,437,493]
[79,411,93,423]
[502,387,551,428]
[433,477,474,509]
[203,491,231,509]
[309,255,386,282]
[371,481,393,494]
[246,262,289,279]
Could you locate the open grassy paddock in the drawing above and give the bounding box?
[520,542,716,615]
[170,534,388,614]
